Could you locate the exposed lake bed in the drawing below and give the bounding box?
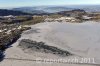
[0,21,100,66]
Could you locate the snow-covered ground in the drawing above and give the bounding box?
[0,21,100,66]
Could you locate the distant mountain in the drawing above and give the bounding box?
[57,9,86,17]
[12,5,100,14]
[82,6,100,12]
[13,7,47,14]
[42,7,74,13]
[64,5,100,12]
[0,9,31,16]
[12,6,75,13]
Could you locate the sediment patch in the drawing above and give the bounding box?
[18,39,72,57]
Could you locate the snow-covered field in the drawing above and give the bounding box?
[0,21,100,66]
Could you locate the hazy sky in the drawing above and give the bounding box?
[0,0,100,8]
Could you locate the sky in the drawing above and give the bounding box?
[0,0,100,8]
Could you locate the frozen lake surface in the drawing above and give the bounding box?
[25,21,100,63]
[1,21,100,66]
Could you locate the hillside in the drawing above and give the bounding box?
[0,9,31,16]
